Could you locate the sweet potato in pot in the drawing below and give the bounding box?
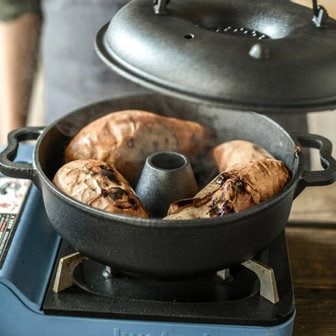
[53,159,149,218]
[211,140,274,172]
[165,159,291,220]
[64,110,214,185]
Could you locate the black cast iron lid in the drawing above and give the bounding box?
[96,0,336,114]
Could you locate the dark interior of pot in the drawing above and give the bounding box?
[37,93,299,195]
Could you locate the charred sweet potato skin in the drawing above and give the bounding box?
[211,140,274,172]
[64,110,214,185]
[53,159,149,218]
[165,159,291,220]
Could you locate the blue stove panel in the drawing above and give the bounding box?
[0,282,294,336]
[0,145,60,312]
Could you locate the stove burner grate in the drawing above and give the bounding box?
[72,259,259,302]
[43,231,294,326]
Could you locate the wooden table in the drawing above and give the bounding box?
[286,224,336,335]
[287,184,336,335]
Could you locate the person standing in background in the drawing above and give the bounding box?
[0,0,148,144]
[0,1,41,143]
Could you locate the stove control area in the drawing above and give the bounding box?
[0,145,61,311]
[0,177,31,267]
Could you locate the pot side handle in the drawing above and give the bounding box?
[294,133,336,198]
[0,127,44,184]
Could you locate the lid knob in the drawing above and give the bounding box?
[249,43,270,60]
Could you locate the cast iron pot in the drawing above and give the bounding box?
[0,94,335,278]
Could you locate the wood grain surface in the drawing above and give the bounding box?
[286,225,336,335]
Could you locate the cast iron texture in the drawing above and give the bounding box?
[96,0,336,113]
[135,151,198,217]
[0,94,335,278]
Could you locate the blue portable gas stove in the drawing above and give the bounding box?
[0,145,295,336]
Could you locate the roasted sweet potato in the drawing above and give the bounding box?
[64,110,214,185]
[53,159,149,218]
[211,140,274,172]
[164,159,290,220]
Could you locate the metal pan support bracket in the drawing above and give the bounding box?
[241,260,280,304]
[53,252,88,293]
[217,260,280,304]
